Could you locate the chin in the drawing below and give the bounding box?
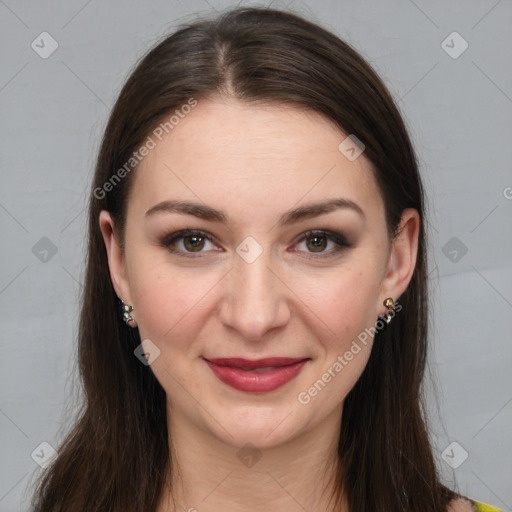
[203,404,307,450]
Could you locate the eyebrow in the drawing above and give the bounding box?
[145,198,365,225]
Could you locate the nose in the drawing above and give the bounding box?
[219,248,291,342]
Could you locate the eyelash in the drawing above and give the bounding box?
[159,229,351,259]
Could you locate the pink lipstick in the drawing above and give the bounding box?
[204,357,309,393]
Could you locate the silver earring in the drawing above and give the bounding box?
[383,297,395,324]
[120,299,135,326]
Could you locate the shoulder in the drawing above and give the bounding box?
[447,497,503,512]
[447,498,477,512]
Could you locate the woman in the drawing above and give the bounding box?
[31,7,502,512]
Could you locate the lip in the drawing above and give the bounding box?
[204,357,310,393]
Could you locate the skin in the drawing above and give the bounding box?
[449,499,478,512]
[100,96,422,511]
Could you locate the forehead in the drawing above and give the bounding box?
[128,97,382,223]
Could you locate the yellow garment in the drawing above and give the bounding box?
[471,499,503,512]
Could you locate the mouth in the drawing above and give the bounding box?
[203,356,310,392]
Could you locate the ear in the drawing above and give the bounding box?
[98,210,133,305]
[378,208,420,315]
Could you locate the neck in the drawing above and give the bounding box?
[156,402,347,512]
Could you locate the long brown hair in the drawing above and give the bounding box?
[32,7,460,511]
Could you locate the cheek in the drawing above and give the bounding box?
[129,267,212,399]
[297,264,382,344]
[131,267,210,344]
[125,243,207,343]
[293,262,381,392]
[294,273,378,411]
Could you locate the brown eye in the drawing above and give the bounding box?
[306,235,328,252]
[160,229,218,258]
[294,230,350,259]
[183,235,206,252]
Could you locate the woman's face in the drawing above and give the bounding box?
[100,97,418,449]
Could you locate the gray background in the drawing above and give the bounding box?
[1,0,511,510]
